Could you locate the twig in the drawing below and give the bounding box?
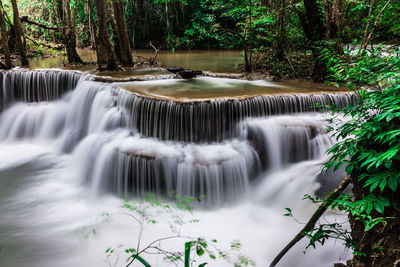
[149,41,159,65]
[126,235,192,267]
[269,175,351,267]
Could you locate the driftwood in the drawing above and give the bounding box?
[148,41,159,65]
[269,175,351,267]
[134,41,160,66]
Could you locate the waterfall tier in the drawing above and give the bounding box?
[241,115,334,170]
[0,69,83,110]
[78,134,260,206]
[118,90,356,142]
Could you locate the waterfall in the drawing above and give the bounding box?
[0,69,83,110]
[0,80,124,152]
[241,115,334,170]
[80,135,260,206]
[117,90,357,142]
[0,70,352,267]
[0,70,352,204]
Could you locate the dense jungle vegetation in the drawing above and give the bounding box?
[0,0,399,77]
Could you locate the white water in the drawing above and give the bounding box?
[0,72,350,267]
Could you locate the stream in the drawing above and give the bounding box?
[0,52,353,267]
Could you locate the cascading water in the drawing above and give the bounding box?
[0,70,351,267]
[117,88,356,142]
[0,69,83,110]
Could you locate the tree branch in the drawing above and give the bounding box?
[269,175,351,267]
[20,16,58,31]
[149,41,159,65]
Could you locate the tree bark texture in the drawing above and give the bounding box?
[112,0,133,66]
[94,0,119,70]
[10,0,29,66]
[297,0,345,80]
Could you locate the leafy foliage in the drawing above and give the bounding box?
[292,47,400,255]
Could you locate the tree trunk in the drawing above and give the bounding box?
[112,0,133,66]
[51,0,83,64]
[107,3,121,61]
[297,0,327,80]
[64,0,83,64]
[298,0,344,80]
[276,0,287,60]
[0,5,12,69]
[94,0,119,70]
[10,0,29,66]
[165,0,172,49]
[324,0,345,51]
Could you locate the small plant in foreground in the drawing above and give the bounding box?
[93,193,255,267]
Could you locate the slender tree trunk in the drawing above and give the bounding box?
[94,0,119,70]
[112,0,133,66]
[361,0,375,51]
[132,0,139,49]
[165,0,172,49]
[88,0,97,49]
[360,0,392,51]
[10,0,29,66]
[0,5,12,69]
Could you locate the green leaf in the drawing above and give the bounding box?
[388,176,398,191]
[196,247,205,256]
[135,255,152,267]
